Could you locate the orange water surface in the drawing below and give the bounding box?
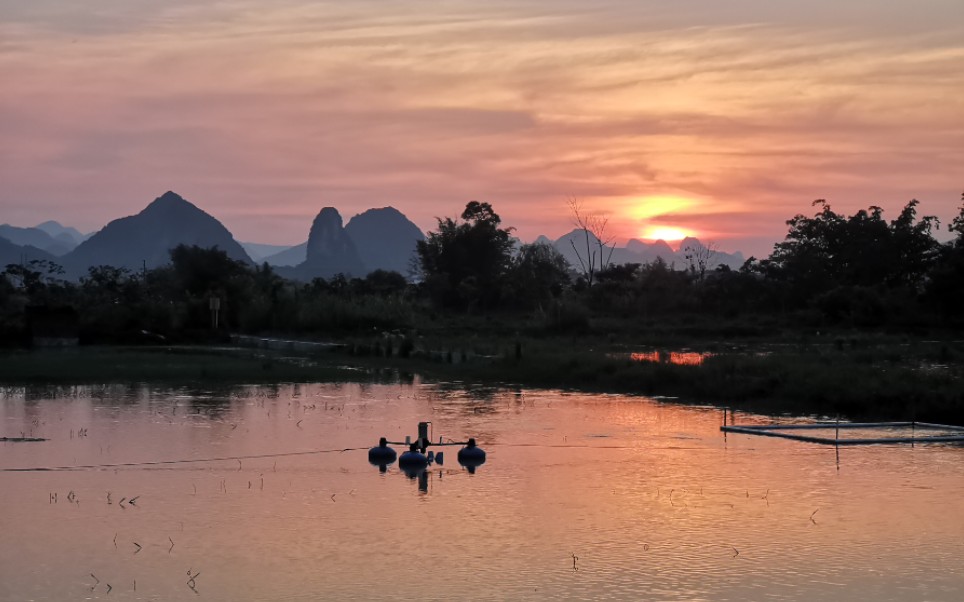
[2,380,963,601]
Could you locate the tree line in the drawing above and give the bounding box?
[2,195,963,345]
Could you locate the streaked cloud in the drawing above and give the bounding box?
[1,1,962,256]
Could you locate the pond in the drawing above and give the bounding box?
[2,379,963,601]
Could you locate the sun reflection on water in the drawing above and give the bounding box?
[630,350,713,366]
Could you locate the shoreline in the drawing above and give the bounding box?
[2,335,961,424]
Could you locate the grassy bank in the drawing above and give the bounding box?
[2,337,962,424]
[332,334,964,423]
[0,346,360,385]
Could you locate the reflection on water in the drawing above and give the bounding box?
[2,381,964,601]
[630,350,713,365]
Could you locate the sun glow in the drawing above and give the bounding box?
[627,195,698,241]
[627,196,695,221]
[641,226,691,241]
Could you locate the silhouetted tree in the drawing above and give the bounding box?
[886,200,941,289]
[567,198,615,288]
[416,201,515,309]
[925,193,964,320]
[682,239,719,281]
[165,245,252,331]
[505,242,570,309]
[765,200,939,310]
[358,269,409,297]
[2,260,72,305]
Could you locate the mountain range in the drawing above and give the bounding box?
[1,191,742,280]
[552,230,744,272]
[0,222,88,257]
[0,192,428,281]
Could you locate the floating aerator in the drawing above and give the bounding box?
[457,438,486,467]
[371,422,486,473]
[368,437,397,465]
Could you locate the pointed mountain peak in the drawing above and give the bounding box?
[140,191,206,222]
[141,191,196,213]
[62,191,252,277]
[626,238,649,253]
[306,207,348,260]
[652,239,674,253]
[150,190,191,207]
[36,220,65,230]
[299,206,366,278]
[555,228,602,246]
[314,206,344,226]
[678,236,703,252]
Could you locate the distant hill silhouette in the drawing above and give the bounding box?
[241,242,293,263]
[554,229,649,267]
[282,207,366,280]
[264,206,425,278]
[35,221,90,246]
[626,238,675,263]
[263,242,307,267]
[550,230,744,272]
[0,224,73,256]
[344,207,425,275]
[0,236,58,268]
[63,191,252,278]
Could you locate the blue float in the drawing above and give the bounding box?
[368,437,398,465]
[457,438,486,467]
[398,444,429,469]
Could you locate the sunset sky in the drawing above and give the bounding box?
[2,0,962,257]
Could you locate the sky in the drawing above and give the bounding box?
[1,0,962,257]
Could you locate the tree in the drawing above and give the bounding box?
[925,192,964,319]
[415,201,515,309]
[765,199,940,306]
[2,259,69,303]
[505,242,570,309]
[81,266,140,304]
[950,191,964,241]
[887,199,941,288]
[166,245,252,330]
[356,270,409,297]
[567,198,615,288]
[682,240,719,281]
[169,245,249,297]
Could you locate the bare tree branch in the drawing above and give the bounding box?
[682,239,719,281]
[568,197,616,287]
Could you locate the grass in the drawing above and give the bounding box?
[0,346,361,385]
[2,336,962,423]
[332,333,964,423]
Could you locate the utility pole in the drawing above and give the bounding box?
[209,297,221,330]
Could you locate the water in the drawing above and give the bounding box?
[629,351,712,366]
[2,380,963,601]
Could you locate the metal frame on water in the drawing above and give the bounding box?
[721,421,964,445]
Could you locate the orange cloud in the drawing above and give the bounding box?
[1,2,962,258]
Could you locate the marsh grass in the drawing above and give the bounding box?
[337,335,964,423]
[2,337,961,422]
[0,346,357,384]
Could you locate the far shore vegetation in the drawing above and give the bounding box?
[2,196,963,423]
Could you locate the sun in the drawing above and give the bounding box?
[625,195,698,241]
[641,226,691,242]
